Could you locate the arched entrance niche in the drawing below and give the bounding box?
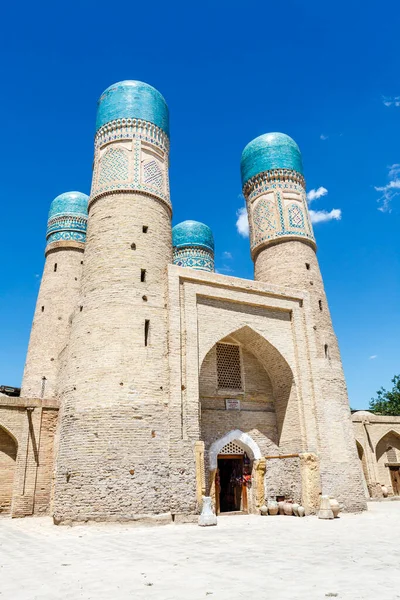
[376,430,400,496]
[356,440,370,498]
[199,325,301,453]
[0,425,18,514]
[199,326,303,513]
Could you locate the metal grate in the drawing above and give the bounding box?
[219,441,245,455]
[387,447,397,463]
[216,343,242,390]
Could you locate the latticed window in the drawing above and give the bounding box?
[216,343,242,390]
[387,446,397,463]
[219,441,245,455]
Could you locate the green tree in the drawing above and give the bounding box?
[369,375,400,416]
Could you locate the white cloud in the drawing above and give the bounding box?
[223,251,233,259]
[369,355,378,360]
[382,96,400,107]
[236,206,249,237]
[375,165,400,212]
[320,134,329,140]
[309,209,342,224]
[307,186,328,203]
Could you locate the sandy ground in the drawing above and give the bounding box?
[1,502,399,600]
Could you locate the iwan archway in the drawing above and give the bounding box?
[199,325,304,514]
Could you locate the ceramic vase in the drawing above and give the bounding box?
[198,496,217,527]
[278,501,285,515]
[297,506,305,517]
[260,505,268,516]
[267,500,279,515]
[329,498,340,518]
[283,500,293,516]
[292,503,299,517]
[381,485,388,498]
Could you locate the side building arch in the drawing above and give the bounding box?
[0,425,18,514]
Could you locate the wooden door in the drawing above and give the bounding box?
[390,467,400,496]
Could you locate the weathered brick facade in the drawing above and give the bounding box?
[0,81,375,521]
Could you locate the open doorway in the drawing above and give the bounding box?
[389,467,400,496]
[216,455,248,513]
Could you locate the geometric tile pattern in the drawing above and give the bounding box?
[246,172,315,253]
[173,246,214,272]
[143,160,163,192]
[98,147,129,185]
[90,120,171,209]
[288,203,304,229]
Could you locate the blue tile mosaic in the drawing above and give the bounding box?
[241,133,303,186]
[96,81,169,137]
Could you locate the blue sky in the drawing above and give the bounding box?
[1,0,399,409]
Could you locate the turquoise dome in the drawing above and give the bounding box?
[241,132,303,185]
[96,80,169,136]
[46,191,89,246]
[172,220,214,252]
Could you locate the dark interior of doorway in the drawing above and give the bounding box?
[218,456,243,513]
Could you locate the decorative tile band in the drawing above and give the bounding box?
[46,231,86,245]
[90,128,171,209]
[173,246,214,272]
[46,214,87,247]
[243,168,305,198]
[95,119,169,154]
[245,177,315,254]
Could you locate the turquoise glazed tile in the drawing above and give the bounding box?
[96,80,169,137]
[241,132,303,185]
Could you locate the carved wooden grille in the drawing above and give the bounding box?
[216,343,242,390]
[387,447,397,463]
[219,441,245,455]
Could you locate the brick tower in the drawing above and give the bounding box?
[241,132,366,510]
[21,192,88,399]
[53,81,173,522]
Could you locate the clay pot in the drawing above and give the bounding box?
[267,500,279,515]
[329,498,340,518]
[381,485,388,498]
[292,503,299,517]
[297,506,305,517]
[260,505,268,516]
[283,500,293,516]
[278,501,285,515]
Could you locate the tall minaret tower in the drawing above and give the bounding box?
[241,132,366,510]
[53,81,173,522]
[21,192,88,399]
